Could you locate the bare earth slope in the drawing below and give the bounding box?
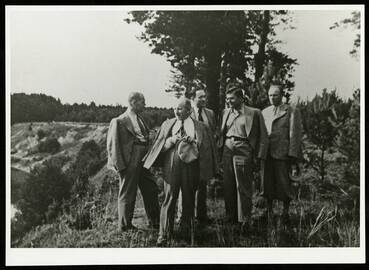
[11,122,109,173]
[11,122,150,233]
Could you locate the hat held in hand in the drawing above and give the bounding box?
[177,140,199,163]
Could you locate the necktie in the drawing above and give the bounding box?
[179,120,186,137]
[273,106,278,116]
[198,108,204,122]
[137,115,148,139]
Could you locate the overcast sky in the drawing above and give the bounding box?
[7,7,361,108]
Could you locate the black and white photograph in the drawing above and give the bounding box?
[5,5,364,265]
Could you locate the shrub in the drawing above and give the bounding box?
[337,89,360,186]
[12,161,71,239]
[65,140,104,210]
[38,137,61,153]
[69,140,103,179]
[37,129,47,140]
[299,89,349,182]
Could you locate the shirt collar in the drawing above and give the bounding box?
[176,116,192,123]
[128,107,144,119]
[231,105,244,115]
[127,107,136,116]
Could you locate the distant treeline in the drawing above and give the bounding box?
[11,93,174,127]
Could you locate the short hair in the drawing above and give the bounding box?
[191,88,206,99]
[128,92,144,105]
[226,83,244,99]
[269,82,284,95]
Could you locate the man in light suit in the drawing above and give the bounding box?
[261,83,302,223]
[106,92,159,231]
[219,84,268,231]
[143,98,217,246]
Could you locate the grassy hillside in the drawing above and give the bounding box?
[13,186,360,248]
[10,122,360,248]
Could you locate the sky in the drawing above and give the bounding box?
[7,7,361,108]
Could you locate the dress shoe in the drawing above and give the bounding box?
[240,220,251,234]
[197,217,212,226]
[121,224,139,232]
[148,221,159,230]
[156,236,167,247]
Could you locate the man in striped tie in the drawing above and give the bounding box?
[107,92,160,232]
[143,98,218,246]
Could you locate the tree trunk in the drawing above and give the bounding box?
[205,49,222,118]
[320,148,325,182]
[218,53,227,111]
[254,10,270,83]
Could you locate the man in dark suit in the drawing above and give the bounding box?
[191,89,217,133]
[177,88,217,226]
[106,92,159,232]
[143,98,217,246]
[261,83,303,223]
[219,84,268,231]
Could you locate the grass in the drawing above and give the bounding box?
[12,188,360,248]
[11,165,360,248]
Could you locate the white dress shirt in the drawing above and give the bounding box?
[193,106,209,126]
[265,105,280,135]
[171,117,195,138]
[225,108,240,132]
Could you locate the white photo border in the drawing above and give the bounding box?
[5,4,365,265]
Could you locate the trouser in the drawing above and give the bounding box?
[195,180,208,221]
[159,147,199,240]
[118,144,160,230]
[261,154,294,202]
[222,140,254,223]
[176,179,208,223]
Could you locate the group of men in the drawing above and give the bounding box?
[106,83,302,246]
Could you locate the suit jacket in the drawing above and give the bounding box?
[106,111,150,172]
[143,117,218,182]
[262,103,303,160]
[219,104,269,160]
[191,107,216,133]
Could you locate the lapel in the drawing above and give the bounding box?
[242,105,254,137]
[193,119,203,146]
[190,108,197,120]
[263,106,274,135]
[204,108,214,129]
[163,118,177,139]
[119,112,136,136]
[139,114,150,132]
[273,104,288,122]
[221,109,231,133]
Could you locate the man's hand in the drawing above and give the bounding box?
[182,135,196,144]
[169,134,181,145]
